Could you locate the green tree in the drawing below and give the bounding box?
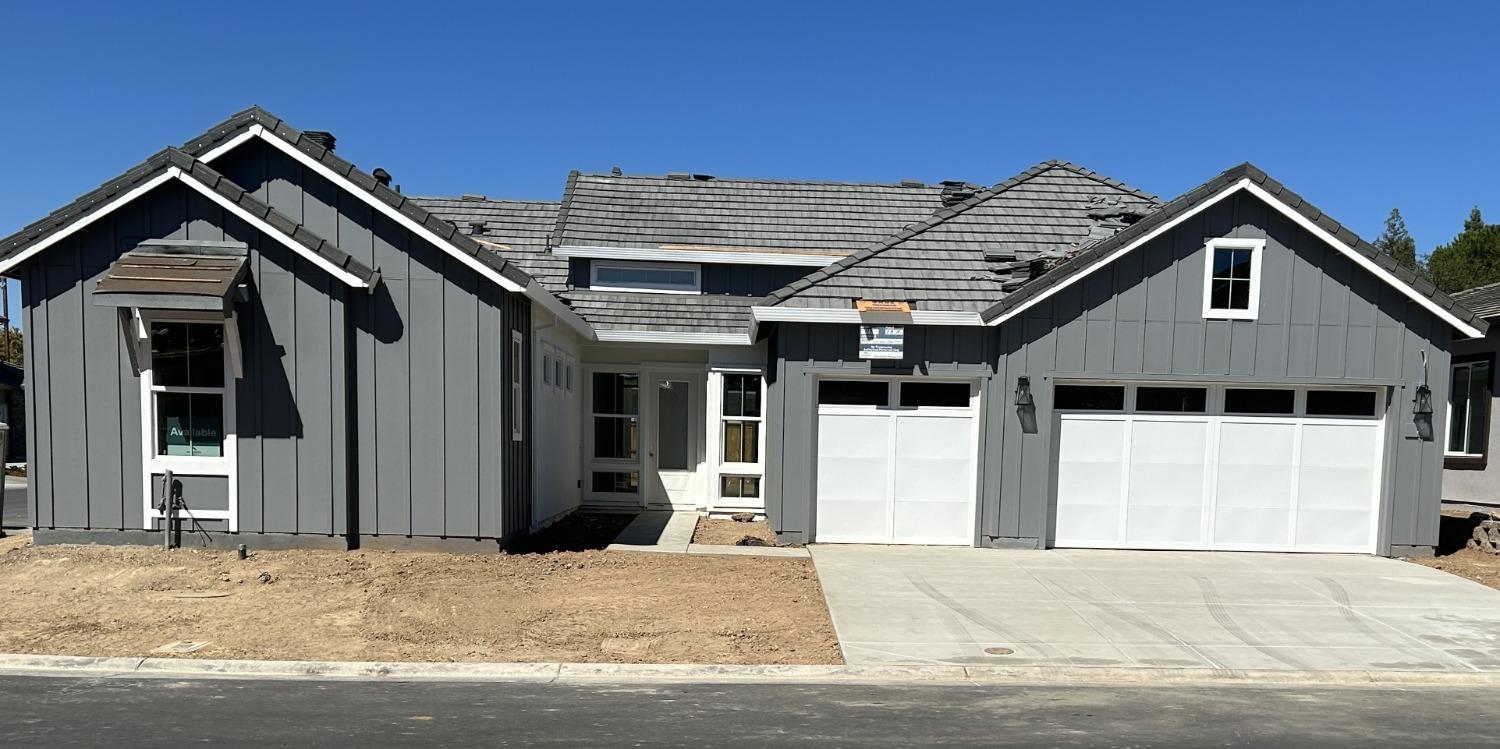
[0,329,20,367]
[1373,208,1422,277]
[1427,207,1500,293]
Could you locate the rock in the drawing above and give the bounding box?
[1469,520,1500,554]
[736,536,770,547]
[257,572,274,584]
[731,513,756,523]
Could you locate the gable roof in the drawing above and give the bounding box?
[1452,282,1500,321]
[0,147,378,287]
[759,161,1159,312]
[178,106,591,336]
[181,106,535,289]
[979,162,1488,338]
[554,171,948,255]
[410,197,566,291]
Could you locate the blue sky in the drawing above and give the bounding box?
[2,1,1496,330]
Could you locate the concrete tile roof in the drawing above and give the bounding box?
[1452,281,1500,320]
[409,197,565,291]
[764,161,1160,311]
[554,171,948,254]
[563,289,756,334]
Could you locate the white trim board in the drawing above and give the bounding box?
[555,244,846,268]
[197,124,596,338]
[985,178,1484,339]
[751,306,985,326]
[593,329,754,346]
[0,167,371,288]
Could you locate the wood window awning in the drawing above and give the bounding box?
[93,241,249,313]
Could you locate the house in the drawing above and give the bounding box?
[0,106,1484,556]
[1443,282,1500,505]
[0,361,23,463]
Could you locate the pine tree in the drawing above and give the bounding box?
[1427,207,1500,293]
[1373,208,1422,277]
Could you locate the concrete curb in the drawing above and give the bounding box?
[2,653,1500,686]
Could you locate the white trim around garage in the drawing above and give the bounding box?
[986,178,1485,339]
[555,244,846,268]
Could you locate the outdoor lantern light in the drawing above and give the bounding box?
[1015,376,1038,434]
[1412,350,1435,441]
[1413,383,1434,441]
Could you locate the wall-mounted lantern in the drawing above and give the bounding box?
[1016,375,1038,434]
[1412,350,1434,442]
[1413,383,1434,442]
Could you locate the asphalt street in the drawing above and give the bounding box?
[0,476,23,528]
[0,674,1494,748]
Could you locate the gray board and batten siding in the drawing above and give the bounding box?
[21,137,532,545]
[764,190,1453,555]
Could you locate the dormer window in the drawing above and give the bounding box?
[1201,237,1265,320]
[591,260,701,294]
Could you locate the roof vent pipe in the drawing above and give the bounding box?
[372,168,392,187]
[303,131,337,151]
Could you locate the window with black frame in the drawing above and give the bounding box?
[150,321,226,458]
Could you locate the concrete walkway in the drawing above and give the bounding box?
[606,511,809,558]
[810,545,1500,675]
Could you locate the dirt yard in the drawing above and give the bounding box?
[693,517,780,546]
[0,516,840,665]
[1409,510,1500,591]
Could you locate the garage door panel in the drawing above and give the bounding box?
[892,500,973,545]
[1055,419,1125,545]
[1213,421,1297,546]
[1296,509,1374,549]
[816,499,889,542]
[1124,421,1208,546]
[1214,507,1292,546]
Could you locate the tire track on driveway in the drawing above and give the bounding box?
[904,572,1064,660]
[1193,575,1313,671]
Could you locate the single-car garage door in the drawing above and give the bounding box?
[815,378,978,545]
[1053,383,1385,554]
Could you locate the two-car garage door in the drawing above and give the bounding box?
[1053,383,1386,554]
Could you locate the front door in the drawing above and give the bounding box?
[646,372,702,509]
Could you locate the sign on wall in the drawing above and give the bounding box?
[858,325,904,360]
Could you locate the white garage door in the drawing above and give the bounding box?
[1053,383,1385,554]
[816,379,978,545]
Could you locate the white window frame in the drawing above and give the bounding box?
[511,331,525,441]
[1447,358,1492,459]
[541,344,553,389]
[590,259,701,294]
[139,310,239,532]
[709,368,766,510]
[1201,237,1265,321]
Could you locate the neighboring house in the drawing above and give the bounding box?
[0,106,1485,556]
[0,361,23,462]
[1443,282,1500,505]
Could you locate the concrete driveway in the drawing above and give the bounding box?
[810,545,1500,675]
